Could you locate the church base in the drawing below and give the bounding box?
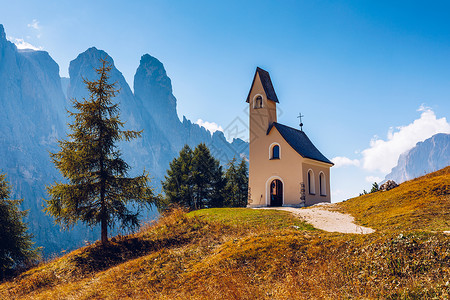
[247,203,305,208]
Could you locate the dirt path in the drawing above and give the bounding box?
[258,204,375,234]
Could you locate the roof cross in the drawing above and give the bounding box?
[297,113,304,131]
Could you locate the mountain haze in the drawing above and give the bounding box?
[385,133,450,183]
[0,24,248,255]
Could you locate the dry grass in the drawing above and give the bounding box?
[1,168,449,299]
[337,166,450,231]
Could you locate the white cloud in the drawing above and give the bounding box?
[27,19,40,30]
[196,119,223,134]
[332,156,360,168]
[361,108,450,173]
[7,36,42,50]
[365,176,382,183]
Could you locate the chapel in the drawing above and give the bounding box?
[247,67,334,207]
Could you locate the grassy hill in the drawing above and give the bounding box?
[1,168,449,299]
[337,166,450,231]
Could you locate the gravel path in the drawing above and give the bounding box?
[258,205,375,234]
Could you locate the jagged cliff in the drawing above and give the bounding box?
[0,25,248,255]
[384,133,450,183]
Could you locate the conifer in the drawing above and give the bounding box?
[0,173,39,279]
[224,157,248,207]
[160,145,194,210]
[45,59,153,244]
[160,143,225,211]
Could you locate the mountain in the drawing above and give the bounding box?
[384,133,450,183]
[0,25,248,256]
[0,25,102,255]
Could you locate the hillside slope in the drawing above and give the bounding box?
[338,166,450,231]
[1,207,449,299]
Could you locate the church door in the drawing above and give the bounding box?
[270,179,283,206]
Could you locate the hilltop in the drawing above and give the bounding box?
[338,166,450,231]
[0,168,449,299]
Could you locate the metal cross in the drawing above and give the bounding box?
[297,113,304,131]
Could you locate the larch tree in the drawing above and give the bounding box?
[45,59,153,245]
[0,173,39,279]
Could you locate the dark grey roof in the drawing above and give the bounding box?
[267,122,334,165]
[246,67,279,103]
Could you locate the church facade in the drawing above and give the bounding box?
[247,67,334,207]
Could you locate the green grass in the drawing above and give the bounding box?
[188,207,316,231]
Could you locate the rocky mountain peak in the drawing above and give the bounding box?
[133,53,179,133]
[0,24,5,41]
[68,47,132,102]
[134,53,174,98]
[384,133,450,183]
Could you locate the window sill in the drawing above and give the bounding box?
[269,158,280,160]
[309,193,315,195]
[320,194,327,197]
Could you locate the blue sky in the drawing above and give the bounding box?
[2,0,450,200]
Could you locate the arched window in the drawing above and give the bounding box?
[269,143,280,160]
[308,169,315,195]
[254,95,263,109]
[319,172,326,196]
[272,145,280,159]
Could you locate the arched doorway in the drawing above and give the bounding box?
[270,179,283,206]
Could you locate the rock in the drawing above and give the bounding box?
[384,133,450,183]
[379,180,399,191]
[0,24,249,256]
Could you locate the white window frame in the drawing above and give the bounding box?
[268,142,281,159]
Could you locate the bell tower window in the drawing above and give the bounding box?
[254,95,263,109]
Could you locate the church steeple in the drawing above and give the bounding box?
[246,67,279,103]
[247,67,278,142]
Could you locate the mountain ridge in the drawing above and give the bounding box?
[385,133,450,183]
[0,24,248,255]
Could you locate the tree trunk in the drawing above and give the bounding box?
[101,216,108,244]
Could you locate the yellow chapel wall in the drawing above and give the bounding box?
[249,128,305,207]
[302,160,331,205]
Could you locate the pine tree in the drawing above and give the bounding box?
[160,145,194,211]
[160,143,224,211]
[370,182,379,193]
[224,157,248,207]
[0,173,39,279]
[45,59,153,245]
[236,158,249,207]
[191,143,224,209]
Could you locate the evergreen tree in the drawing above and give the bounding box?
[191,143,224,209]
[0,173,39,279]
[45,59,153,245]
[160,145,194,211]
[160,143,224,211]
[236,158,249,207]
[224,157,248,207]
[370,182,379,193]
